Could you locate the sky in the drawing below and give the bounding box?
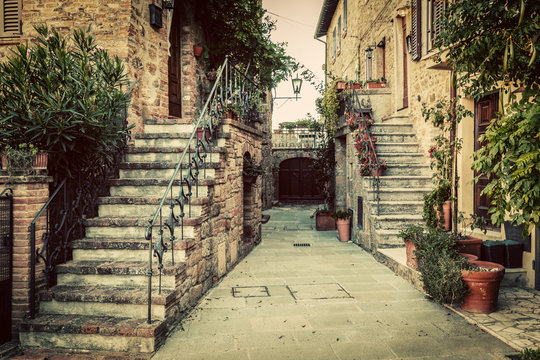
[262,0,326,129]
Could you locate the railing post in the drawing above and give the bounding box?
[29,223,35,319]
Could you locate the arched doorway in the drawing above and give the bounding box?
[278,158,321,202]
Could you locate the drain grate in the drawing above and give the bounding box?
[293,243,311,247]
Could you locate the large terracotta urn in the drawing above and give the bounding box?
[336,218,351,242]
[461,260,505,313]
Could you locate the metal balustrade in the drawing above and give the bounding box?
[272,131,323,149]
[343,81,381,215]
[144,57,261,323]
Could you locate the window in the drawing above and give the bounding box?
[365,52,372,81]
[332,27,336,58]
[343,0,347,30]
[427,0,445,51]
[411,0,421,61]
[337,16,341,51]
[0,0,21,39]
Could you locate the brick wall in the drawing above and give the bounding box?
[0,174,52,339]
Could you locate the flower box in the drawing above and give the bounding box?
[367,81,386,89]
[315,212,336,231]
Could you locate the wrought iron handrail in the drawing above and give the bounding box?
[144,57,261,323]
[343,81,381,215]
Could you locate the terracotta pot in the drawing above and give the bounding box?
[193,45,203,57]
[315,212,336,231]
[336,218,351,242]
[367,81,386,89]
[335,81,347,90]
[197,128,211,142]
[459,253,479,263]
[455,236,483,258]
[435,200,451,231]
[1,152,48,171]
[371,168,383,177]
[461,260,505,313]
[405,240,417,269]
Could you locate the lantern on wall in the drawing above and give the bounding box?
[149,4,163,28]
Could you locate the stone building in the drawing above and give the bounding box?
[314,0,538,290]
[0,0,269,354]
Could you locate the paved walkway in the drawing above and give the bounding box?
[153,204,516,359]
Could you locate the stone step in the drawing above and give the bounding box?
[125,146,224,163]
[119,162,219,180]
[109,178,214,198]
[370,132,417,143]
[368,187,431,202]
[384,164,431,176]
[19,314,166,353]
[71,237,194,263]
[97,196,206,218]
[368,200,424,215]
[143,118,195,134]
[372,214,425,231]
[377,142,419,153]
[373,229,406,248]
[39,285,175,320]
[366,175,432,188]
[371,123,413,134]
[133,133,221,148]
[84,216,202,239]
[56,260,183,290]
[380,153,427,165]
[380,114,410,124]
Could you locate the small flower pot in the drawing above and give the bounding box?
[193,45,203,57]
[1,152,48,171]
[436,200,451,231]
[455,236,483,258]
[461,260,505,313]
[336,218,351,242]
[459,253,479,263]
[197,128,211,142]
[316,212,336,231]
[367,81,386,89]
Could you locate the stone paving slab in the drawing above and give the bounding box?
[153,204,517,359]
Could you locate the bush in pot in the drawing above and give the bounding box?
[314,207,336,231]
[331,210,350,242]
[398,225,424,269]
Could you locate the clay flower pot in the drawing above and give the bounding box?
[315,212,336,231]
[406,240,417,269]
[193,45,203,57]
[1,152,48,171]
[459,253,479,263]
[436,200,451,231]
[336,218,351,242]
[461,260,505,313]
[455,236,483,258]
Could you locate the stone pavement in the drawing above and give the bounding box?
[153,204,517,360]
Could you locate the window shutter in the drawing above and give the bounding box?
[411,0,421,61]
[432,0,445,44]
[1,0,21,37]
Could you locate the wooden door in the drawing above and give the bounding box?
[168,7,182,117]
[474,93,498,222]
[278,158,321,202]
[401,18,408,108]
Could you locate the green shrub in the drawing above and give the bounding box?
[415,230,469,305]
[0,25,133,179]
[398,225,424,245]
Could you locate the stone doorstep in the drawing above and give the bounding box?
[96,196,209,206]
[39,285,175,306]
[55,260,185,277]
[19,314,167,338]
[143,117,189,125]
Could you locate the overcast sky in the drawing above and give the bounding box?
[263,0,326,129]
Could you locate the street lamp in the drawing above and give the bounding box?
[291,74,303,101]
[274,74,303,101]
[365,46,374,59]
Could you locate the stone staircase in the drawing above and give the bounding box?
[19,118,223,354]
[363,114,432,249]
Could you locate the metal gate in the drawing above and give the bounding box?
[0,189,13,344]
[278,158,321,202]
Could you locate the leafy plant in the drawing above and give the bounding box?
[311,134,335,210]
[330,210,350,220]
[398,225,425,245]
[320,82,341,137]
[423,182,451,230]
[0,25,133,180]
[414,229,469,305]
[436,0,540,233]
[512,348,540,360]
[243,156,264,177]
[2,143,39,176]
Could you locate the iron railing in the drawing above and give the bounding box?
[272,130,323,149]
[144,57,261,323]
[343,82,381,215]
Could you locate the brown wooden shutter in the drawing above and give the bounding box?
[0,0,21,37]
[411,0,421,61]
[432,0,445,44]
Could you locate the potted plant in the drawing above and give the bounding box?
[366,78,387,89]
[1,143,48,176]
[398,225,424,269]
[423,181,451,231]
[243,156,264,184]
[331,210,351,242]
[314,208,336,231]
[193,44,204,57]
[460,260,505,313]
[451,213,488,258]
